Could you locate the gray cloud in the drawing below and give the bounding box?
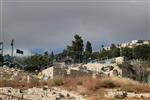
[0,0,149,53]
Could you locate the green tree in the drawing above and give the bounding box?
[99,50,111,59]
[122,47,133,59]
[110,44,120,58]
[111,48,120,58]
[84,41,92,62]
[85,41,92,54]
[24,54,52,72]
[91,52,99,60]
[51,51,54,60]
[72,34,84,63]
[44,51,49,56]
[0,54,4,66]
[110,43,116,50]
[100,44,104,52]
[66,45,74,58]
[134,44,150,60]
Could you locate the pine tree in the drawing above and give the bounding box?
[72,34,84,63]
[85,41,92,54]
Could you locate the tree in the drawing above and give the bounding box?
[85,41,92,54]
[44,51,49,56]
[51,51,54,60]
[72,34,84,63]
[0,54,4,66]
[99,43,120,59]
[84,41,92,62]
[122,47,133,59]
[110,43,116,50]
[24,54,53,72]
[100,44,104,52]
[111,48,120,58]
[109,44,120,58]
[134,44,150,60]
[99,50,111,59]
[91,52,99,60]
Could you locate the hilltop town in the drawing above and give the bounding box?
[0,34,150,100]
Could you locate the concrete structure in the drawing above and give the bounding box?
[82,63,122,77]
[38,57,131,79]
[38,66,65,79]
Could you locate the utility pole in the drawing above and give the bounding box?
[1,42,3,56]
[0,42,3,56]
[11,39,14,57]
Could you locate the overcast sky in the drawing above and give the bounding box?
[0,0,149,55]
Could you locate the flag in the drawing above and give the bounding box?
[11,39,14,46]
[16,49,23,55]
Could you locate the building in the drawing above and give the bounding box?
[121,40,150,48]
[103,40,150,50]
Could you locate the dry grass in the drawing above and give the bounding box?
[1,76,150,94]
[61,76,150,94]
[101,77,150,93]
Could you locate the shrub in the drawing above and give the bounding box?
[53,79,64,86]
[43,87,48,91]
[132,84,150,93]
[82,77,102,91]
[102,80,116,88]
[77,80,83,85]
[123,86,134,92]
[30,78,39,86]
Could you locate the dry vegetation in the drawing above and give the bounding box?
[1,76,150,99]
[62,76,150,93]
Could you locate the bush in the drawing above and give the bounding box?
[123,86,134,92]
[102,80,116,88]
[82,77,102,91]
[30,78,39,86]
[53,79,64,86]
[77,80,83,85]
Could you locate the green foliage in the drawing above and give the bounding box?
[91,52,100,59]
[99,50,110,59]
[122,47,133,59]
[99,44,119,59]
[51,51,54,60]
[111,48,120,58]
[53,79,64,86]
[44,51,49,56]
[99,44,150,60]
[56,35,150,62]
[24,54,53,72]
[72,34,84,63]
[0,54,4,66]
[110,43,116,50]
[134,44,150,60]
[30,78,39,86]
[85,41,92,54]
[84,41,93,62]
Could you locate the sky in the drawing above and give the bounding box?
[0,0,149,55]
